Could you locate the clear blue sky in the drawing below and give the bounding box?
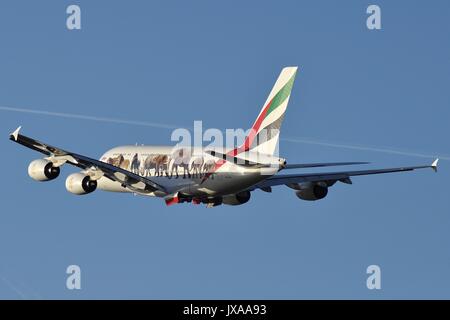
[0,0,449,299]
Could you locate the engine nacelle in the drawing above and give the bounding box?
[28,159,60,181]
[223,191,251,206]
[295,184,328,201]
[65,173,97,195]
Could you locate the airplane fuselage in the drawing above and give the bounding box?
[97,145,281,198]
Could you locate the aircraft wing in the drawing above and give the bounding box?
[252,160,439,189]
[283,161,369,169]
[9,127,170,194]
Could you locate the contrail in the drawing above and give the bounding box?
[0,274,27,299]
[0,105,179,130]
[282,136,449,161]
[1,105,446,161]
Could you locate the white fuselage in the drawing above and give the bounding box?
[96,145,282,198]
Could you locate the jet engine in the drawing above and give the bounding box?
[295,183,328,201]
[65,173,97,195]
[28,159,60,181]
[222,191,251,206]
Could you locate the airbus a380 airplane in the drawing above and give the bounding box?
[9,67,438,207]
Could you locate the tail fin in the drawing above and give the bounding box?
[237,66,298,156]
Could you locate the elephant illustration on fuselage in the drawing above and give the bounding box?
[143,154,170,177]
[190,156,204,178]
[170,148,191,179]
[143,155,156,176]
